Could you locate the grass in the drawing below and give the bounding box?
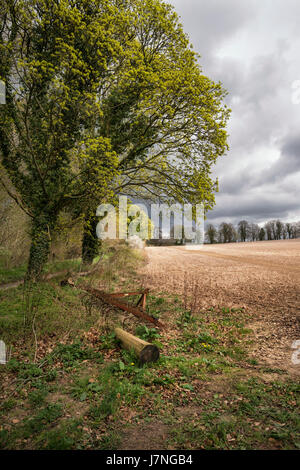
[0,264,27,284]
[0,245,299,450]
[0,281,96,346]
[0,258,82,285]
[167,378,300,450]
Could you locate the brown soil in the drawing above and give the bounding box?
[142,239,300,375]
[119,421,169,450]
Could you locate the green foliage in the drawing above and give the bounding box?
[135,325,160,341]
[0,398,16,414]
[111,0,230,208]
[7,267,297,450]
[176,310,195,327]
[197,332,219,345]
[0,279,103,346]
[0,257,80,284]
[36,419,83,450]
[98,431,121,450]
[28,388,49,407]
[53,341,98,368]
[82,214,101,264]
[1,292,299,450]
[167,377,299,450]
[0,261,27,284]
[174,332,216,354]
[0,0,120,278]
[22,404,63,437]
[98,332,117,350]
[7,359,43,379]
[0,0,230,276]
[71,376,101,402]
[94,383,120,418]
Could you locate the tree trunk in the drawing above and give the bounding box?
[115,327,160,364]
[26,215,52,281]
[82,212,101,264]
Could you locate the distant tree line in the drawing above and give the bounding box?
[205,219,300,244]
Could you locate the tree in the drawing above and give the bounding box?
[264,221,274,240]
[218,222,236,244]
[259,227,266,241]
[205,224,217,244]
[0,0,132,279]
[0,0,230,273]
[270,220,278,240]
[80,0,230,261]
[282,224,287,239]
[275,219,284,240]
[238,220,250,242]
[286,222,293,239]
[293,222,300,239]
[249,223,260,242]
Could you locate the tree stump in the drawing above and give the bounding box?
[114,327,160,364]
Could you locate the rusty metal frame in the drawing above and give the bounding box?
[82,286,164,329]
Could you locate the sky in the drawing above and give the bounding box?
[169,0,300,226]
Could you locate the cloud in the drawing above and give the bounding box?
[207,191,300,226]
[277,134,300,176]
[171,0,257,62]
[168,1,300,224]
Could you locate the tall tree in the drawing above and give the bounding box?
[259,227,266,241]
[293,222,300,239]
[205,223,217,244]
[270,220,278,240]
[80,0,230,261]
[249,223,260,242]
[264,221,275,240]
[238,220,250,242]
[275,219,284,240]
[218,222,236,244]
[0,0,131,279]
[286,223,293,239]
[282,224,287,239]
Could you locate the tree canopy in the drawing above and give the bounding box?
[0,0,230,276]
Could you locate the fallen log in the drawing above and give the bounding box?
[115,327,160,364]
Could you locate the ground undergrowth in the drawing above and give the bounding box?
[0,245,299,450]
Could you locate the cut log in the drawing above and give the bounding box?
[114,327,160,364]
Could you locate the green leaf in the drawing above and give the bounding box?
[182,384,194,391]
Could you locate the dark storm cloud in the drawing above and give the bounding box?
[206,193,300,226]
[276,135,300,176]
[169,0,300,224]
[220,131,300,194]
[247,134,300,189]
